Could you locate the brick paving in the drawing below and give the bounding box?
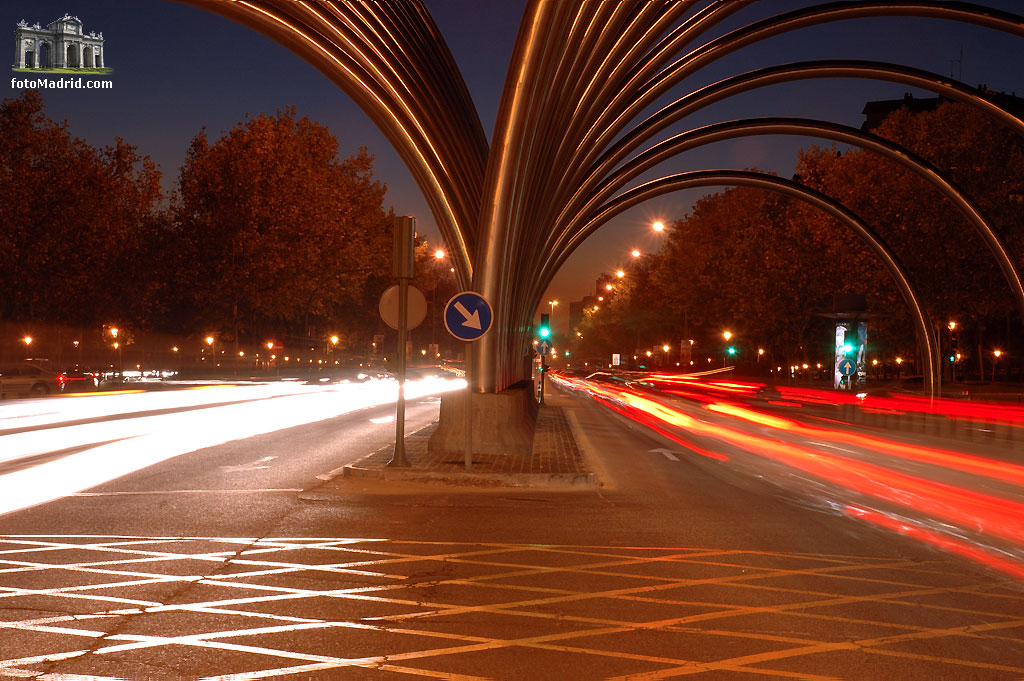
[334,391,595,487]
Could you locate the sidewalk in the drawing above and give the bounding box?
[319,387,596,488]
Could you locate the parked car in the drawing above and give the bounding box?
[58,367,101,392]
[0,364,62,399]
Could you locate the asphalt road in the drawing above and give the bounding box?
[1,387,1022,680]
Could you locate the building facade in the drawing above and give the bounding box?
[13,15,105,70]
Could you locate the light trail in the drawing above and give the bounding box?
[0,377,465,517]
[553,372,1024,579]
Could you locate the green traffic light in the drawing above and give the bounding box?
[727,346,736,355]
[842,343,854,353]
[539,327,550,338]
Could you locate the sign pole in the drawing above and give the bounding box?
[389,217,415,467]
[540,353,546,405]
[440,291,494,472]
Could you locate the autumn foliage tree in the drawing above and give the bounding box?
[169,107,392,347]
[572,101,1023,379]
[797,101,1024,373]
[0,90,162,326]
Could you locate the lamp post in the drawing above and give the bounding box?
[431,248,445,357]
[652,220,665,232]
[109,327,123,376]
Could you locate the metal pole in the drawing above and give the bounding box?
[389,276,411,466]
[540,353,546,405]
[389,216,415,467]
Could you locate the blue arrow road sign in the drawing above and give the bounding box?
[838,358,856,376]
[536,339,552,356]
[443,291,493,341]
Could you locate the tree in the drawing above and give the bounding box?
[798,102,1024,375]
[0,90,162,326]
[171,107,391,347]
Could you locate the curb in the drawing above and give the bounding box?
[338,463,597,487]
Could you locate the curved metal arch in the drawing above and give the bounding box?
[546,170,939,397]
[569,1,1024,196]
[535,117,1024,324]
[170,0,486,287]
[560,59,1024,242]
[541,1,746,227]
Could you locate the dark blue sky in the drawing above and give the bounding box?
[7,1,1024,327]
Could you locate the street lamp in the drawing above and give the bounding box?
[548,299,558,316]
[434,249,445,259]
[22,336,32,346]
[723,330,732,341]
[631,249,641,258]
[615,269,625,278]
[652,221,664,232]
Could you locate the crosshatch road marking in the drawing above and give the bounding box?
[0,536,1022,680]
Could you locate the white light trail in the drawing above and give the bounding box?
[0,377,466,516]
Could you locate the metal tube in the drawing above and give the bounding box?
[567,170,940,398]
[543,116,1024,326]
[388,275,410,467]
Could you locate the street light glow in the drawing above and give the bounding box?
[615,269,625,278]
[434,249,445,259]
[205,336,214,346]
[110,327,119,338]
[22,336,32,346]
[330,335,339,345]
[652,221,664,232]
[662,345,669,352]
[948,321,957,330]
[723,330,732,341]
[605,283,613,291]
[631,249,641,258]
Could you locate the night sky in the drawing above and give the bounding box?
[7,1,1024,332]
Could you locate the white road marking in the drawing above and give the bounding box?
[649,447,680,461]
[71,489,301,496]
[220,456,276,473]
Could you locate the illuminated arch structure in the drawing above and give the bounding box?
[174,0,1024,404]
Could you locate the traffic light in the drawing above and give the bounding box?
[842,343,854,354]
[727,346,737,356]
[539,313,550,338]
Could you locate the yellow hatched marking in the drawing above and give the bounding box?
[0,535,1019,681]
